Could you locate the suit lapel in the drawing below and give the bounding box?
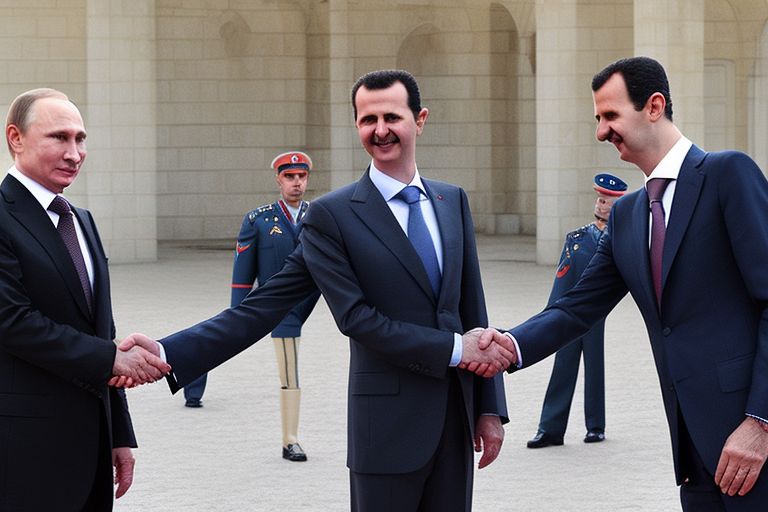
[423,179,458,304]
[73,206,103,324]
[349,170,436,302]
[662,145,706,293]
[1,175,93,320]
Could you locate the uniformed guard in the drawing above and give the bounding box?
[184,151,321,462]
[527,172,628,449]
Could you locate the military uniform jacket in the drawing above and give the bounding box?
[231,200,319,338]
[548,222,605,304]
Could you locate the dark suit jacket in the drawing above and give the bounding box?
[162,170,508,474]
[510,146,768,491]
[0,174,136,510]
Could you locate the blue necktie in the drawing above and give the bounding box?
[396,186,441,297]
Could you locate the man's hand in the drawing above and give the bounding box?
[714,417,768,496]
[475,415,504,469]
[112,447,135,499]
[110,333,169,388]
[459,328,517,378]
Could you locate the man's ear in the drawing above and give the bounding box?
[415,108,429,135]
[646,92,666,122]
[6,124,23,155]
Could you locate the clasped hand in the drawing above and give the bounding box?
[110,333,168,388]
[458,327,517,378]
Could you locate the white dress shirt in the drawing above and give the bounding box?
[7,166,95,287]
[644,136,692,242]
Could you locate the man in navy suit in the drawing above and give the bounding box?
[477,57,768,511]
[0,88,168,510]
[526,173,627,449]
[117,70,515,511]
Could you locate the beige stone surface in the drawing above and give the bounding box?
[111,237,678,511]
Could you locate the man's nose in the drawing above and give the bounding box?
[595,120,610,142]
[374,119,388,137]
[64,141,82,163]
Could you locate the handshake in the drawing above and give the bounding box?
[109,328,517,387]
[459,328,518,378]
[110,333,168,388]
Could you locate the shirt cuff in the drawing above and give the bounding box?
[503,332,523,368]
[449,333,463,367]
[157,341,167,363]
[747,413,768,433]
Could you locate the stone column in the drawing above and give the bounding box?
[534,1,588,264]
[327,0,358,189]
[634,0,705,142]
[83,0,158,262]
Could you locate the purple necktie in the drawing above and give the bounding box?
[647,178,671,307]
[48,196,93,311]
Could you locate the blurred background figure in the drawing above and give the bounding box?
[184,151,320,462]
[527,173,627,449]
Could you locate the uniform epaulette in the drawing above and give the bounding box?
[566,223,591,241]
[247,203,274,222]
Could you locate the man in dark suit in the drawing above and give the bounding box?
[0,88,169,511]
[527,173,627,449]
[476,57,768,511]
[117,70,515,511]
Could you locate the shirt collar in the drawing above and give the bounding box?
[368,161,426,201]
[645,136,692,185]
[7,165,59,211]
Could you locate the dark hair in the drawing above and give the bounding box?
[351,69,422,120]
[6,88,69,156]
[591,56,673,121]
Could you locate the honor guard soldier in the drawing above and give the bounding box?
[527,172,627,449]
[185,151,320,462]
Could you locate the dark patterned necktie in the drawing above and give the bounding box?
[647,178,671,308]
[396,186,441,297]
[48,196,93,311]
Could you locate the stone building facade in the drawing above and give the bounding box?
[1,0,767,263]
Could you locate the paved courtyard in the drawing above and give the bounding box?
[111,236,679,511]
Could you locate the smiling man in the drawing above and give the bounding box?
[486,56,768,512]
[117,70,515,511]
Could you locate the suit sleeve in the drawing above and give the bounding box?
[299,200,455,378]
[0,227,115,390]
[455,189,508,422]
[287,289,321,324]
[231,214,259,307]
[109,387,138,448]
[160,244,319,389]
[717,153,768,420]
[508,219,628,370]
